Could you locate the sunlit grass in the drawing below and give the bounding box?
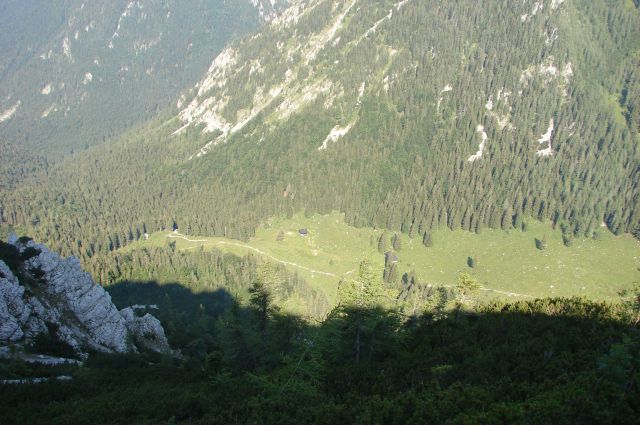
[127,211,640,304]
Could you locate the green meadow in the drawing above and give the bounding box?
[126,211,640,305]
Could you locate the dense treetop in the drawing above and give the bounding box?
[2,279,639,423]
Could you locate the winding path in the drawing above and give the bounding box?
[167,234,532,297]
[168,234,337,277]
[478,287,533,298]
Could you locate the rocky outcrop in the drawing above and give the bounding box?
[120,308,171,354]
[0,235,171,356]
[0,260,39,341]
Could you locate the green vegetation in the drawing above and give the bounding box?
[2,0,639,271]
[457,272,481,303]
[107,212,640,312]
[1,287,639,424]
[2,233,639,423]
[0,140,48,191]
[90,242,329,318]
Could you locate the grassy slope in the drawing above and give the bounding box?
[125,211,640,305]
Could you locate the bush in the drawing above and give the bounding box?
[535,236,547,250]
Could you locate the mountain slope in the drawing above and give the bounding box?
[0,0,285,159]
[1,0,639,263]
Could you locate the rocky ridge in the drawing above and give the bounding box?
[0,234,171,357]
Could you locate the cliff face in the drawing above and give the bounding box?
[0,234,170,356]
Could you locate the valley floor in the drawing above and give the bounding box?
[125,212,640,307]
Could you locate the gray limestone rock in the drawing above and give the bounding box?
[120,307,172,354]
[0,235,172,356]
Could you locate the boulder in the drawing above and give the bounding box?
[120,308,172,354]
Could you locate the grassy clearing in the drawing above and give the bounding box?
[126,211,640,304]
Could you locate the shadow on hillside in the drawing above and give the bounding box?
[107,280,235,317]
[105,280,640,386]
[3,279,640,423]
[106,280,237,349]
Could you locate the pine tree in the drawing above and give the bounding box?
[562,234,573,247]
[488,208,500,229]
[384,263,400,285]
[377,231,389,253]
[513,212,522,230]
[422,232,433,247]
[337,259,397,363]
[392,233,402,251]
[249,262,281,331]
[338,259,387,308]
[408,223,417,239]
[536,235,548,250]
[467,256,476,268]
[457,272,480,303]
[501,207,513,230]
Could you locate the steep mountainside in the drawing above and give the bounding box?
[0,0,288,159]
[1,0,639,262]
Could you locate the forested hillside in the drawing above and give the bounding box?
[0,140,47,192]
[0,0,278,159]
[2,0,638,269]
[87,244,331,317]
[2,276,640,423]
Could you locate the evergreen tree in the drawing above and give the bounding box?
[619,285,640,326]
[336,259,398,362]
[408,223,417,239]
[513,212,523,230]
[467,256,476,268]
[383,263,400,285]
[249,262,281,331]
[501,207,513,230]
[377,231,389,254]
[338,259,388,309]
[392,233,402,251]
[457,272,480,303]
[422,232,433,247]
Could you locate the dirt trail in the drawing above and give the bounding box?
[433,282,532,298]
[168,234,337,277]
[168,234,532,297]
[478,287,533,298]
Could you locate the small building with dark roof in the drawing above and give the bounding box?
[299,228,309,236]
